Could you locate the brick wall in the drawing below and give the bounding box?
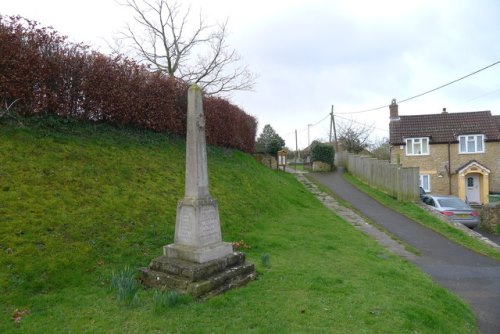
[391,142,500,195]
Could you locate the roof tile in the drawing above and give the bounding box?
[389,111,500,145]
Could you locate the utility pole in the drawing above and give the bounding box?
[329,106,333,143]
[331,105,339,152]
[307,124,312,147]
[295,129,299,161]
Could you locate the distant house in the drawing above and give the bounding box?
[388,99,500,205]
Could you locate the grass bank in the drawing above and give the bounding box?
[0,116,476,333]
[342,172,500,262]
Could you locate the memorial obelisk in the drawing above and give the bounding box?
[164,84,233,263]
[140,85,255,298]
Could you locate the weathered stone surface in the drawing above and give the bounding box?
[481,202,500,234]
[140,84,255,298]
[140,252,256,298]
[312,161,331,172]
[167,85,232,264]
[149,252,247,281]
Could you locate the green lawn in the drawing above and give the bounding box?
[342,172,500,261]
[0,116,476,333]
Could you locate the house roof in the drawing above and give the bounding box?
[389,111,500,145]
[494,115,500,130]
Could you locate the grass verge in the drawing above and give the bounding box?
[0,115,476,333]
[342,172,500,262]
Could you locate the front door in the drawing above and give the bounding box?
[465,174,480,203]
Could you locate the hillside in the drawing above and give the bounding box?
[0,116,475,333]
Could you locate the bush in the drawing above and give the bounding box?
[0,15,256,152]
[310,141,335,165]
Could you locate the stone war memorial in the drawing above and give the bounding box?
[140,84,256,298]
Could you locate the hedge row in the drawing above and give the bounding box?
[310,141,335,165]
[0,16,256,152]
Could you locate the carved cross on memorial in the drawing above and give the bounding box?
[140,85,255,298]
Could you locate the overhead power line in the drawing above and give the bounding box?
[335,58,500,115]
[334,114,389,133]
[282,58,500,137]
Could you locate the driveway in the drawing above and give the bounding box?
[310,169,500,334]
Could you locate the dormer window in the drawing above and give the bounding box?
[458,135,484,154]
[406,137,429,156]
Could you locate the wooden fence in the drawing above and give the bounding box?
[336,152,419,201]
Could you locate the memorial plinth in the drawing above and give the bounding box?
[140,85,255,298]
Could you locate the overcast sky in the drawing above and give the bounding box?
[3,0,500,149]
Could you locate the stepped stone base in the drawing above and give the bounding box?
[140,252,256,299]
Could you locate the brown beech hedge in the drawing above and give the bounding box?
[0,16,256,152]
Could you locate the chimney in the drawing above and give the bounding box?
[389,98,399,120]
[442,107,447,114]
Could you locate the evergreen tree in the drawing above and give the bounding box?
[256,124,285,155]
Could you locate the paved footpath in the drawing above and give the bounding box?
[307,169,500,334]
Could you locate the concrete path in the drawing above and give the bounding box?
[308,169,500,334]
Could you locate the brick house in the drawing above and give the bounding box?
[388,99,500,205]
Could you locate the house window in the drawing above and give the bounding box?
[459,135,484,154]
[420,174,431,192]
[406,138,429,156]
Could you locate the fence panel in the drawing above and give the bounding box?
[338,152,419,202]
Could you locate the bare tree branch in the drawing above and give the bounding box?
[337,120,374,154]
[115,0,255,95]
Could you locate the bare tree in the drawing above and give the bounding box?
[116,0,255,95]
[337,119,373,154]
[370,137,391,161]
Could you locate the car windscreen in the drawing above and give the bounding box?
[437,198,469,209]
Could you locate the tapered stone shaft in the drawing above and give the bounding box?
[185,85,209,199]
[164,85,233,263]
[140,85,255,297]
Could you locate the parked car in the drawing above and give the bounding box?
[419,187,426,198]
[421,195,479,228]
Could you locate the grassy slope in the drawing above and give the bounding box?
[0,116,475,333]
[342,173,500,262]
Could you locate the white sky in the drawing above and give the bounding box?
[3,0,500,149]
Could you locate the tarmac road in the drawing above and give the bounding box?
[310,169,500,334]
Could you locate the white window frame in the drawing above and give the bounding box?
[420,174,431,192]
[405,137,429,156]
[458,134,485,154]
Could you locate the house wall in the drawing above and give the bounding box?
[390,142,500,195]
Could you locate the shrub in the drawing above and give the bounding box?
[310,141,335,165]
[0,15,257,152]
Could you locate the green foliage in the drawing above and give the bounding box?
[0,116,476,333]
[110,267,140,306]
[153,290,191,312]
[255,124,285,155]
[310,140,335,165]
[260,253,271,268]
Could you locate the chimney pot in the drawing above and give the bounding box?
[389,98,399,120]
